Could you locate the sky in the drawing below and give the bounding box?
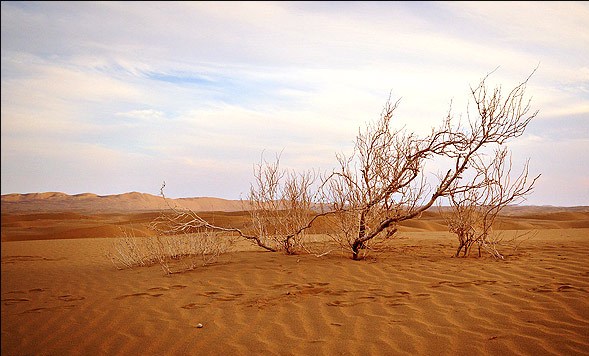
[1,1,588,206]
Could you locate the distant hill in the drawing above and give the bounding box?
[2,192,588,215]
[1,192,246,213]
[1,192,588,242]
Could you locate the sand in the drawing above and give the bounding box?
[2,194,589,355]
[2,225,589,355]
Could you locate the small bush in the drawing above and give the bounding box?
[107,227,236,274]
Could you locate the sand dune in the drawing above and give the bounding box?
[2,229,588,355]
[3,207,588,242]
[7,191,585,216]
[2,194,589,354]
[1,192,245,213]
[2,198,589,242]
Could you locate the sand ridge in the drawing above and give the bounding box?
[2,191,588,242]
[2,229,589,355]
[1,192,246,213]
[2,195,589,354]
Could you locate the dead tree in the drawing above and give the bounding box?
[245,153,321,254]
[443,147,539,258]
[324,69,538,260]
[153,154,328,254]
[151,182,275,251]
[153,69,538,260]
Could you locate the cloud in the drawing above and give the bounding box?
[443,2,589,52]
[1,2,588,205]
[115,109,165,121]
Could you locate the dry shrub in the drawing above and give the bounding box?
[322,69,539,260]
[480,228,537,258]
[107,227,236,274]
[146,68,540,261]
[154,154,329,256]
[319,210,398,260]
[442,147,539,258]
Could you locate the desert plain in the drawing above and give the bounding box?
[1,192,589,355]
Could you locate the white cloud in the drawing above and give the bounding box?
[115,109,165,121]
[1,1,588,205]
[445,2,589,50]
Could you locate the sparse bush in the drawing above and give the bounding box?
[154,153,331,256]
[438,67,541,258]
[243,153,320,254]
[153,68,540,261]
[107,226,235,274]
[442,148,539,258]
[322,69,539,259]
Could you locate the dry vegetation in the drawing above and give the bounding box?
[442,147,538,258]
[142,69,541,264]
[106,227,236,274]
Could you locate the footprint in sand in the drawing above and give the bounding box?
[115,284,188,300]
[431,280,497,288]
[326,300,358,307]
[58,294,86,302]
[528,283,585,293]
[21,305,76,314]
[2,297,30,305]
[3,288,81,306]
[115,292,164,300]
[181,303,206,310]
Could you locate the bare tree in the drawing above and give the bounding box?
[443,147,540,258]
[323,69,538,260]
[151,182,274,252]
[244,153,321,254]
[152,69,539,261]
[153,154,329,255]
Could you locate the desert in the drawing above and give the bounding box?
[4,2,589,356]
[1,192,588,355]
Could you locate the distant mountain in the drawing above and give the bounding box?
[1,192,246,213]
[2,191,588,215]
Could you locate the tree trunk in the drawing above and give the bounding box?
[455,242,465,257]
[352,211,367,260]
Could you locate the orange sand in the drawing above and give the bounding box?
[2,227,589,355]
